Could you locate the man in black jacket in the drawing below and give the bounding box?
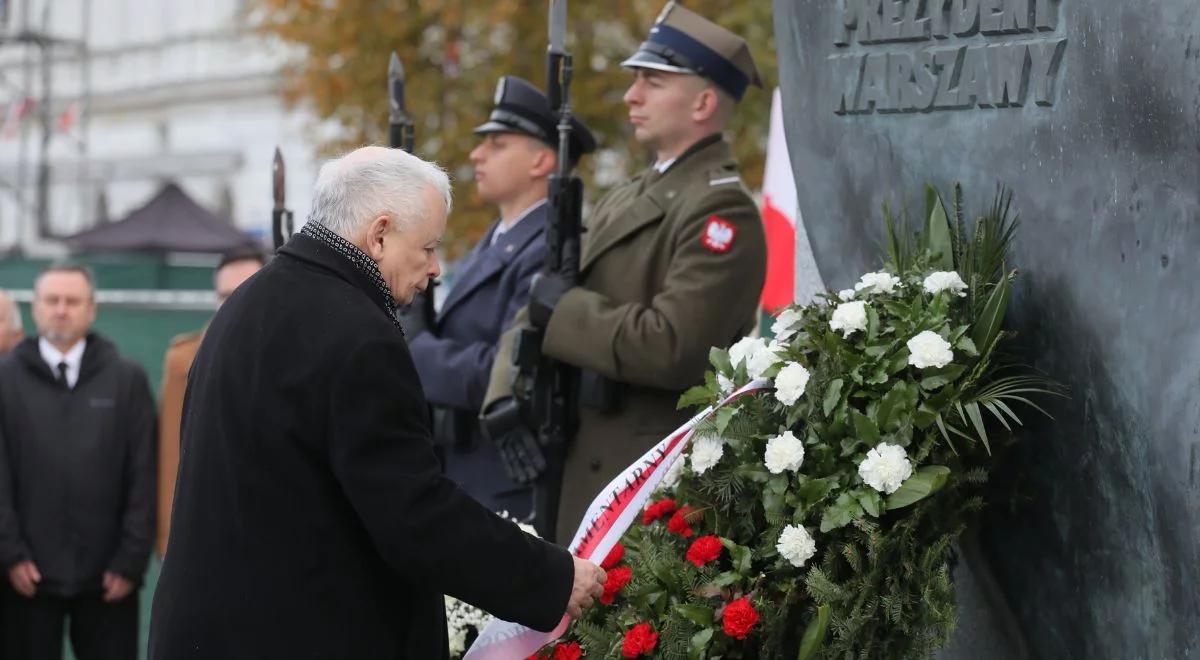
[149,146,606,660]
[0,264,156,660]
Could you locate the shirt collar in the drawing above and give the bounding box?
[299,222,404,332]
[491,198,548,246]
[654,158,677,174]
[39,336,86,387]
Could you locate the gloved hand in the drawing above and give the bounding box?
[529,272,574,329]
[397,291,433,340]
[493,424,546,485]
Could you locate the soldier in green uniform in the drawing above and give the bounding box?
[484,2,768,542]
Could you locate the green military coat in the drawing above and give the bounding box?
[485,134,767,542]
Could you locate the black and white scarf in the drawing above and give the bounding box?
[300,222,404,333]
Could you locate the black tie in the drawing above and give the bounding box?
[56,361,69,389]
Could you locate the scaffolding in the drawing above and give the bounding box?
[0,0,90,255]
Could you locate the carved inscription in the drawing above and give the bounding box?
[832,0,1067,114]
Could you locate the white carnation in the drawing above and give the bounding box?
[830,301,868,338]
[923,271,968,297]
[837,288,856,302]
[690,435,725,475]
[764,431,805,474]
[717,373,735,394]
[771,308,804,341]
[657,454,686,492]
[858,442,914,494]
[728,336,764,370]
[448,627,467,657]
[854,271,901,295]
[497,511,540,538]
[774,362,811,406]
[747,340,785,379]
[906,330,954,369]
[777,524,817,568]
[445,595,494,656]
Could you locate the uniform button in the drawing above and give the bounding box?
[505,244,514,253]
[589,459,602,472]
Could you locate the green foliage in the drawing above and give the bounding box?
[548,184,1059,659]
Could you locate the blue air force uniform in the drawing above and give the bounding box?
[408,76,595,517]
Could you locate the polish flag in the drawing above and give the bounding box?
[760,88,797,314]
[2,98,36,139]
[57,101,81,133]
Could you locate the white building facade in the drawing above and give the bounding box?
[0,0,329,257]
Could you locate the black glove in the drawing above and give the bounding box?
[529,272,574,329]
[397,291,433,340]
[493,424,546,485]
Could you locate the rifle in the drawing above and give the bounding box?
[271,147,294,251]
[388,52,438,326]
[487,0,584,541]
[387,52,415,153]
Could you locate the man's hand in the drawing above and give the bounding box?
[8,560,40,598]
[102,571,134,603]
[566,556,606,619]
[529,272,573,328]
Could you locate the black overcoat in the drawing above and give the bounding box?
[149,232,573,659]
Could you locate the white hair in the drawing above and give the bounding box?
[307,146,452,239]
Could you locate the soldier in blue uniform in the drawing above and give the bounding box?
[404,76,595,518]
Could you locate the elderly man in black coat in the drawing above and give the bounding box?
[149,146,605,660]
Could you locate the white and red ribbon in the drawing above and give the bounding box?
[465,379,771,659]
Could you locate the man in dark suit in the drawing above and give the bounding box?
[405,76,595,519]
[0,264,155,660]
[149,146,606,660]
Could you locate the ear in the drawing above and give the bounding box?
[692,87,719,123]
[363,214,393,261]
[529,147,557,179]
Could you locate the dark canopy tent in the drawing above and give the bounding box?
[67,182,256,254]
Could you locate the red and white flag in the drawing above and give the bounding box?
[2,98,36,140]
[761,88,797,313]
[57,101,81,134]
[464,380,772,659]
[761,88,824,312]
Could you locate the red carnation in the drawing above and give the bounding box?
[722,597,760,640]
[601,542,625,569]
[642,498,677,525]
[600,566,633,605]
[552,641,583,660]
[667,506,697,538]
[621,622,659,658]
[686,535,723,567]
